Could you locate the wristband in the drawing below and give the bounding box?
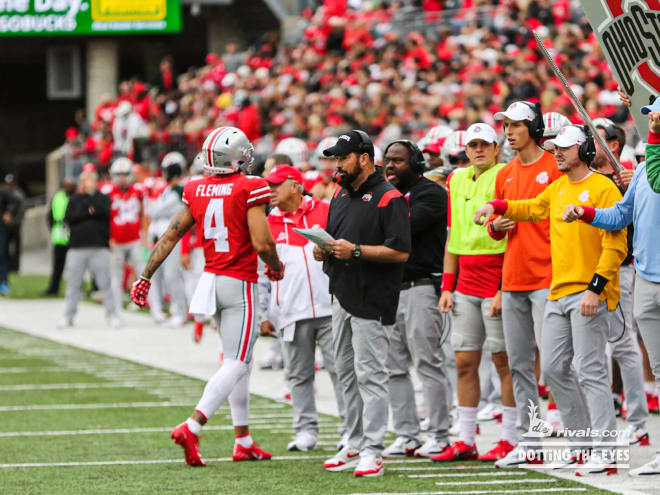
[588,273,608,295]
[580,206,596,224]
[140,275,151,282]
[490,199,509,215]
[441,272,457,293]
[649,130,660,145]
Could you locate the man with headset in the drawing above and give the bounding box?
[474,124,627,475]
[381,140,452,458]
[313,130,411,478]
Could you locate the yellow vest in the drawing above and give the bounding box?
[448,163,507,255]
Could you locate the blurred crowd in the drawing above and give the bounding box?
[60,0,634,180]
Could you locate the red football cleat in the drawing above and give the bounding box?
[538,383,548,399]
[233,442,272,461]
[430,441,478,462]
[647,393,659,414]
[171,423,206,466]
[193,321,204,343]
[478,440,515,462]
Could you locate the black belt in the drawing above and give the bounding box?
[401,277,434,291]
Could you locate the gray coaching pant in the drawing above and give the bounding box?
[110,240,144,314]
[63,248,116,322]
[608,264,648,430]
[332,299,391,456]
[502,288,548,440]
[634,274,660,391]
[387,284,450,443]
[281,316,346,436]
[541,291,616,445]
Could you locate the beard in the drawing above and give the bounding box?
[334,166,361,188]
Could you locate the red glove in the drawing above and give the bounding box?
[265,263,285,281]
[130,277,151,307]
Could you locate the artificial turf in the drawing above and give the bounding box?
[0,327,612,495]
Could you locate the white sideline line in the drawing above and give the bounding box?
[348,489,585,495]
[435,479,553,486]
[409,471,527,479]
[0,455,327,469]
[0,401,194,412]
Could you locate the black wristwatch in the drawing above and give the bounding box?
[351,244,362,259]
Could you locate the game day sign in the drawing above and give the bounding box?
[580,0,660,136]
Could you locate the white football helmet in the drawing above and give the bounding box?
[441,130,467,166]
[190,152,205,176]
[274,137,308,168]
[110,157,133,176]
[313,137,338,168]
[161,151,187,172]
[542,112,571,138]
[202,127,255,175]
[373,145,383,166]
[418,124,453,150]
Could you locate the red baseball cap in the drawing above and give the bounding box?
[265,164,303,184]
[423,137,447,154]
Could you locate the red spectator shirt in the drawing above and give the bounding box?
[183,173,271,283]
[100,182,144,244]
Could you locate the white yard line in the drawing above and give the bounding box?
[389,466,500,472]
[435,479,553,486]
[0,401,194,412]
[409,471,527,479]
[0,382,202,391]
[348,489,586,495]
[0,454,327,469]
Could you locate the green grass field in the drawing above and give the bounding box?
[0,326,611,495]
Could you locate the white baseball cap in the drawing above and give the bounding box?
[464,123,497,145]
[494,101,536,122]
[543,125,586,150]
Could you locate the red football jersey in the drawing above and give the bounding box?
[100,182,144,244]
[183,173,271,283]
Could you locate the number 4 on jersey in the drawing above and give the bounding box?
[204,198,229,252]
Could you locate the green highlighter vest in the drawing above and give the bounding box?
[448,163,507,255]
[51,191,70,246]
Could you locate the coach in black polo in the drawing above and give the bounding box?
[313,130,410,478]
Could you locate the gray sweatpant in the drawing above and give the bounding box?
[387,284,450,443]
[110,240,144,314]
[502,288,549,440]
[608,264,648,430]
[332,300,391,456]
[63,248,116,322]
[541,291,616,445]
[634,274,660,391]
[281,316,345,436]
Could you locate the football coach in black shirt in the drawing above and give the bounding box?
[313,130,410,477]
[381,140,452,458]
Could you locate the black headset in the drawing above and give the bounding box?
[384,139,426,174]
[577,125,596,165]
[352,129,375,160]
[519,101,545,141]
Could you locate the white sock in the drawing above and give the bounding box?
[195,359,249,420]
[458,406,477,446]
[235,433,253,447]
[645,382,657,396]
[229,364,251,426]
[186,418,202,436]
[547,408,562,424]
[501,406,517,444]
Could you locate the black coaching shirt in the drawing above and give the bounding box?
[403,176,447,282]
[324,171,411,325]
